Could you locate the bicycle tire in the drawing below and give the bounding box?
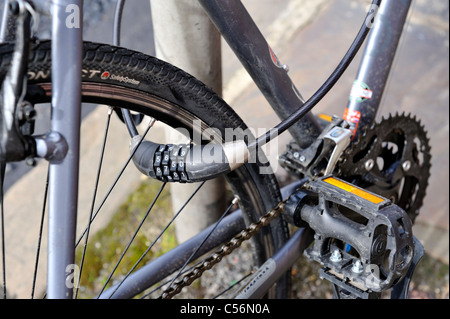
[0,40,290,298]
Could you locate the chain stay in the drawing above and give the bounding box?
[160,201,286,299]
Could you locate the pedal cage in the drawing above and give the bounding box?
[301,176,415,298]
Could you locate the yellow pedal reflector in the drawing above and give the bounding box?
[323,177,385,204]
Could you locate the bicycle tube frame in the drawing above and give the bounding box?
[198,0,322,149]
[344,0,412,140]
[199,0,412,147]
[46,0,83,299]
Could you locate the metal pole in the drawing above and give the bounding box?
[47,0,83,298]
[150,0,226,243]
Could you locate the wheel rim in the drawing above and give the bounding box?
[2,81,287,298]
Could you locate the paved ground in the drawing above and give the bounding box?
[2,0,448,298]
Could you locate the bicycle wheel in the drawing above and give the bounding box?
[0,41,290,298]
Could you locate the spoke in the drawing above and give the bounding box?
[75,107,113,299]
[41,115,155,299]
[74,118,155,247]
[139,259,205,299]
[213,271,253,299]
[140,244,252,299]
[97,181,167,296]
[164,196,239,295]
[31,167,50,299]
[106,181,206,299]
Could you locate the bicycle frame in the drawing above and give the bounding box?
[1,0,413,298]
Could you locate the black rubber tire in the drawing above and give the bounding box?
[0,40,291,298]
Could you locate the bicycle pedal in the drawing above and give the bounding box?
[290,176,415,296]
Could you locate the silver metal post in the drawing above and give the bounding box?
[150,0,226,243]
[47,0,83,299]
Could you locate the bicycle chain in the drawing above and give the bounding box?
[160,200,286,299]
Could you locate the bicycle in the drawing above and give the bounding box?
[0,0,432,299]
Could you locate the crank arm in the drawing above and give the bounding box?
[390,236,424,299]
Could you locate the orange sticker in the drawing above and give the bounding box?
[343,108,361,138]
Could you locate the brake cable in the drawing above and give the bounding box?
[251,0,382,150]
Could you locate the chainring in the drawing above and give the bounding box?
[337,113,431,223]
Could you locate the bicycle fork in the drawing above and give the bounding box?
[0,0,83,298]
[46,0,83,299]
